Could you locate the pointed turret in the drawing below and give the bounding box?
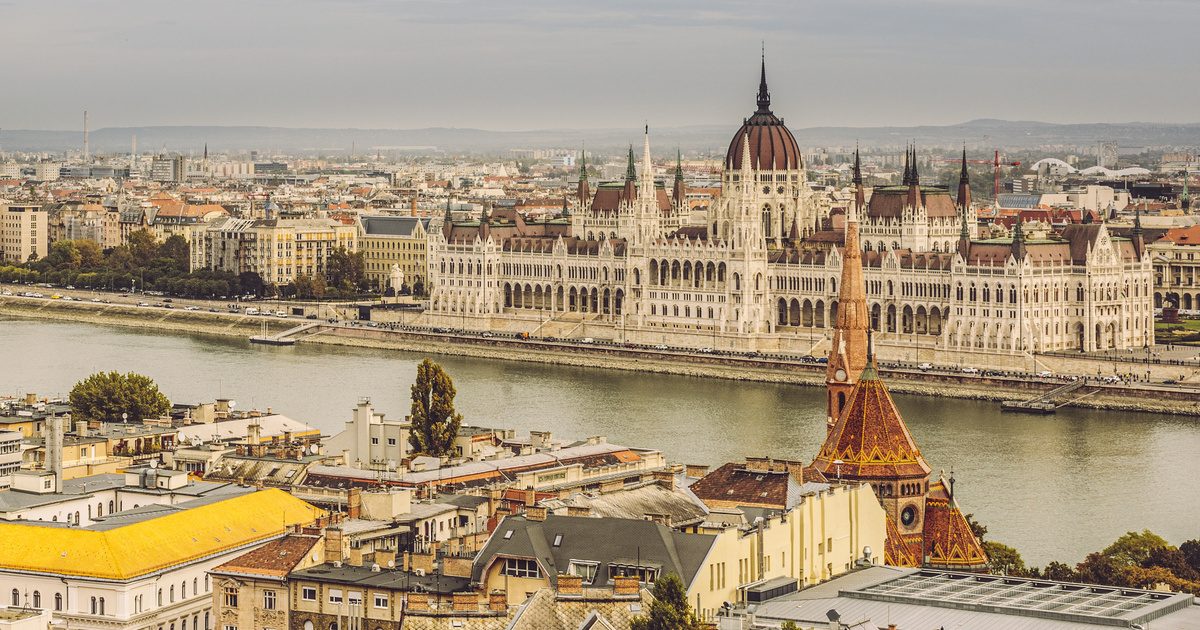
[639,125,654,200]
[441,197,454,239]
[622,144,637,202]
[957,208,971,259]
[852,146,865,209]
[957,146,972,210]
[673,149,686,205]
[576,147,590,204]
[755,47,771,114]
[1132,208,1145,258]
[901,146,912,186]
[826,175,870,427]
[1011,219,1026,262]
[907,145,921,209]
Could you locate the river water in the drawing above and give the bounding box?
[2,317,1197,566]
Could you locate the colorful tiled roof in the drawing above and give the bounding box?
[812,366,932,480]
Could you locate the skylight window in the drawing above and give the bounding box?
[553,534,563,547]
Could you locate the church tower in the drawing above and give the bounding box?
[825,148,870,426]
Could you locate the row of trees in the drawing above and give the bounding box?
[1,229,375,299]
[976,517,1200,595]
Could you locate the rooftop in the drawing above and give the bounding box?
[750,567,1200,630]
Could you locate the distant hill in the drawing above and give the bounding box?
[3,119,1199,155]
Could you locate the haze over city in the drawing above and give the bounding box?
[3,0,1199,130]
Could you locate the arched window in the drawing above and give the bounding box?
[54,593,62,611]
[99,597,105,615]
[305,622,315,630]
[170,585,175,603]
[90,597,97,614]
[10,589,17,606]
[158,589,162,607]
[32,591,40,609]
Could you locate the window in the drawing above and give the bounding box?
[302,587,317,601]
[262,590,276,610]
[224,626,238,630]
[567,561,598,584]
[99,598,105,615]
[347,592,362,606]
[501,558,541,579]
[171,585,176,602]
[9,589,17,606]
[91,597,97,614]
[223,586,238,607]
[54,593,62,611]
[32,591,40,609]
[610,564,658,583]
[387,438,397,446]
[374,594,388,609]
[328,589,343,604]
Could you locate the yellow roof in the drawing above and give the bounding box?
[0,489,323,580]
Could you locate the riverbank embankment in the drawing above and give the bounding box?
[3,297,1197,417]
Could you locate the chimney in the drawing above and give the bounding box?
[45,415,64,491]
[75,419,88,437]
[406,593,429,611]
[324,527,345,562]
[653,470,676,491]
[613,576,639,596]
[557,574,583,596]
[685,464,709,479]
[566,506,591,517]
[347,487,362,519]
[525,506,547,522]
[487,590,507,612]
[24,393,36,406]
[452,593,476,612]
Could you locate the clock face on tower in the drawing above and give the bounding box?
[901,505,917,527]
[834,369,847,381]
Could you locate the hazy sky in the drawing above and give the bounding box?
[2,0,1195,131]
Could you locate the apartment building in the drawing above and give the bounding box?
[191,217,357,286]
[0,204,47,263]
[356,214,429,292]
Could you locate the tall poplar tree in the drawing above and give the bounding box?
[408,359,463,456]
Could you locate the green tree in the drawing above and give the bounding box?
[1181,540,1200,575]
[630,573,702,630]
[325,246,365,291]
[1041,561,1076,582]
[780,623,799,630]
[125,229,159,267]
[1103,530,1171,567]
[46,240,82,270]
[75,240,104,270]
[158,234,190,273]
[408,358,463,456]
[983,541,1027,575]
[239,271,265,297]
[965,513,988,542]
[69,371,171,424]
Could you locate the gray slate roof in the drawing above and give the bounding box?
[471,514,715,589]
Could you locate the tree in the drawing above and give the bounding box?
[408,359,463,456]
[69,371,171,424]
[630,573,702,630]
[158,234,190,273]
[983,541,1027,576]
[1076,552,1124,586]
[1181,540,1200,575]
[46,241,82,270]
[411,278,425,297]
[239,271,264,297]
[1103,530,1171,567]
[125,230,159,267]
[75,240,104,270]
[780,623,799,630]
[1041,561,1076,581]
[965,513,988,542]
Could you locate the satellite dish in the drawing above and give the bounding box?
[309,444,319,454]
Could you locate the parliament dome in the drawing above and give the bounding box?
[724,56,803,172]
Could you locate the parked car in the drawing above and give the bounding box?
[961,367,980,374]
[917,362,933,371]
[1036,370,1054,378]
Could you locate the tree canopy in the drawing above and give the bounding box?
[69,371,171,424]
[408,359,463,456]
[630,573,703,630]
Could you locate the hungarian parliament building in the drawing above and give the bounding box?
[426,60,1154,364]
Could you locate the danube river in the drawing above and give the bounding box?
[3,317,1197,565]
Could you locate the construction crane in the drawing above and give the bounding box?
[932,150,1021,199]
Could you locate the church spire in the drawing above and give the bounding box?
[826,172,869,427]
[902,145,912,186]
[755,46,771,114]
[1132,207,1145,258]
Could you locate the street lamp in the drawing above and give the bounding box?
[122,412,128,424]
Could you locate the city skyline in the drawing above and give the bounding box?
[3,0,1199,131]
